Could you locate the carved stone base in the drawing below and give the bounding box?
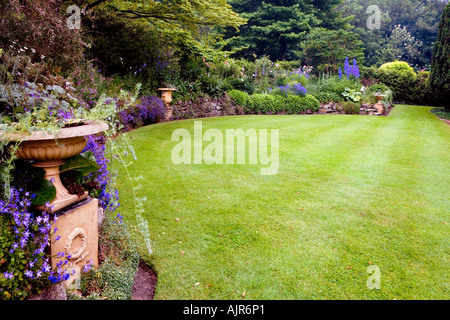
[50,198,99,288]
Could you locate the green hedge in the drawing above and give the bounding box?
[228,90,320,114]
[228,90,249,108]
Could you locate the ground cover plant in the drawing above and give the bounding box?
[115,105,449,300]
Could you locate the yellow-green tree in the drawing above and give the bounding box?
[74,0,247,33]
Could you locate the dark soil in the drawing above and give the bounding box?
[131,261,157,300]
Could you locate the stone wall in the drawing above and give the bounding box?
[171,95,244,119]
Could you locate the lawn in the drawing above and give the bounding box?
[114,105,449,300]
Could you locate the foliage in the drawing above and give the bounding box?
[362,83,394,105]
[0,187,70,299]
[341,101,361,114]
[269,83,308,97]
[341,87,362,102]
[375,25,424,68]
[430,3,450,111]
[68,213,140,300]
[300,28,365,75]
[430,107,450,120]
[80,0,247,33]
[228,90,250,108]
[377,61,417,103]
[411,71,433,106]
[313,91,345,103]
[309,74,361,97]
[118,96,166,131]
[0,52,139,299]
[246,94,278,114]
[0,0,85,74]
[229,90,319,114]
[337,0,448,68]
[225,0,320,61]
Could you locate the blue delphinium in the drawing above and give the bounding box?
[352,59,360,78]
[344,57,350,79]
[342,57,360,79]
[270,83,308,97]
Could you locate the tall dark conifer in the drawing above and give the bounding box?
[430,3,450,109]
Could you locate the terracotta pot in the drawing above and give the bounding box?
[3,121,108,212]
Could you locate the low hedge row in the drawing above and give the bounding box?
[228,90,320,115]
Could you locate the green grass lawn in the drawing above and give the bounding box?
[114,105,449,300]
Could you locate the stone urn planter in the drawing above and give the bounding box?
[158,87,176,120]
[374,94,385,114]
[2,120,108,213]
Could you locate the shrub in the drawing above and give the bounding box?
[247,94,277,114]
[363,83,394,105]
[0,0,85,73]
[282,93,320,114]
[377,61,417,103]
[284,94,304,114]
[228,90,249,108]
[359,65,379,80]
[341,101,361,114]
[303,94,320,112]
[272,95,285,113]
[431,107,450,120]
[341,87,362,102]
[313,91,344,103]
[411,71,433,106]
[275,75,288,86]
[312,75,361,98]
[223,77,255,94]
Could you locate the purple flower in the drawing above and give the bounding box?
[25,270,34,278]
[3,271,14,279]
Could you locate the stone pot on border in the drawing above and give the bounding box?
[2,120,108,213]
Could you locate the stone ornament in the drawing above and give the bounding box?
[2,120,109,212]
[64,227,89,263]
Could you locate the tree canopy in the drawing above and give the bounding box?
[224,0,352,61]
[69,0,247,32]
[338,0,448,68]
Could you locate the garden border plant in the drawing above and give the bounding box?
[0,49,157,299]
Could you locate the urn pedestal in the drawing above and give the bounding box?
[2,120,108,288]
[158,88,176,120]
[50,198,99,288]
[374,95,385,114]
